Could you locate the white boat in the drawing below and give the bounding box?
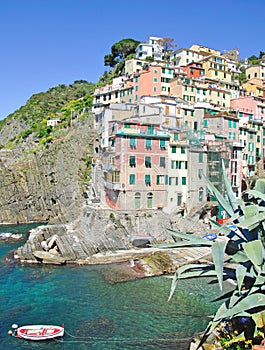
[13,324,64,341]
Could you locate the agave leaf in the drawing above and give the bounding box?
[253,179,265,194]
[219,293,265,319]
[236,264,247,292]
[166,229,213,246]
[212,289,235,302]
[176,263,211,275]
[178,269,217,279]
[168,272,178,302]
[248,190,265,201]
[242,204,260,218]
[154,240,212,248]
[243,240,264,268]
[201,172,234,217]
[222,160,238,211]
[212,239,227,290]
[229,250,249,263]
[237,211,265,230]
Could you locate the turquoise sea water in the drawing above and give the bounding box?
[0,224,225,350]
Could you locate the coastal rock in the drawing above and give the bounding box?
[32,250,66,264]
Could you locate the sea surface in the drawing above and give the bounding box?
[0,224,226,350]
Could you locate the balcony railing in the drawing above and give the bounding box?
[104,181,122,190]
[117,127,170,138]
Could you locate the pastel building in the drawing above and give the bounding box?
[103,119,170,210]
[135,36,164,61]
[246,61,265,81]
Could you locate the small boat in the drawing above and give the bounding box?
[12,324,64,341]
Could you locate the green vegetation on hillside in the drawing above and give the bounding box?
[0,80,95,147]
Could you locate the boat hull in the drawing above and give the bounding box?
[16,325,64,341]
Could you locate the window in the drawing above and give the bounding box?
[182,177,187,185]
[198,169,203,179]
[148,125,154,134]
[146,138,152,149]
[147,192,153,208]
[129,138,136,149]
[145,174,151,186]
[156,175,168,185]
[135,85,138,91]
[160,157,166,168]
[129,156,136,167]
[181,147,185,154]
[199,187,204,201]
[135,192,141,209]
[154,77,158,83]
[129,174,135,185]
[172,146,176,153]
[169,177,178,185]
[203,119,208,127]
[145,156,151,168]
[199,153,203,163]
[160,139,166,149]
[177,194,182,206]
[174,133,178,141]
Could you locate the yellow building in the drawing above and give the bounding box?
[242,78,265,97]
[199,54,232,82]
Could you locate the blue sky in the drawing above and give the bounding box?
[0,0,264,120]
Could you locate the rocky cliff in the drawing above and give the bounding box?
[0,116,95,225]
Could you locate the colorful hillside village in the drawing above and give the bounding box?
[92,36,265,217]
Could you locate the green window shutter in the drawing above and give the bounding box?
[171,160,174,169]
[174,133,178,141]
[160,139,166,149]
[148,125,154,134]
[199,153,203,163]
[181,147,185,154]
[160,157,165,168]
[145,174,151,185]
[156,175,159,185]
[129,156,136,167]
[182,177,187,185]
[165,175,168,185]
[146,139,152,149]
[145,156,151,168]
[203,119,208,127]
[129,174,135,185]
[130,138,136,148]
[185,161,188,169]
[172,146,176,153]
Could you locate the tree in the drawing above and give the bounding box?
[259,51,265,59]
[157,161,265,349]
[157,37,177,60]
[104,38,140,68]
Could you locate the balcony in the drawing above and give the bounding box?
[117,127,170,139]
[104,181,122,190]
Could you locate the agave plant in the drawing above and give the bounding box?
[158,160,265,348]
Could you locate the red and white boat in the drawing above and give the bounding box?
[13,324,64,341]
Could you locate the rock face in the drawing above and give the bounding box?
[0,118,95,224]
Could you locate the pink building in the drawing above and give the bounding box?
[230,96,265,121]
[104,121,170,210]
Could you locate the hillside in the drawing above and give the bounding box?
[0,80,95,147]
